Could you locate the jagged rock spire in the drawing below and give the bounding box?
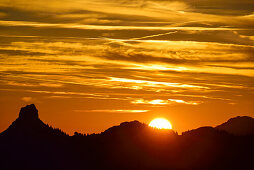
[19,104,39,120]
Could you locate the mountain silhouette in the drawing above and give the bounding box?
[0,104,254,170]
[1,104,67,138]
[216,116,254,136]
[0,104,71,170]
[19,104,39,119]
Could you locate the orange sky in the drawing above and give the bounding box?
[0,0,254,134]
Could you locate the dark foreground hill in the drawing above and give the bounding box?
[216,116,254,136]
[0,104,254,170]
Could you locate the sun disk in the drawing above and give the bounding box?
[149,118,172,129]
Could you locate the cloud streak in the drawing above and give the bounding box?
[131,98,201,106]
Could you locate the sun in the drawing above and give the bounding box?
[149,118,172,129]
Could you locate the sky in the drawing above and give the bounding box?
[0,0,254,134]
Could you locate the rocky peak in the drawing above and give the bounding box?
[18,104,39,120]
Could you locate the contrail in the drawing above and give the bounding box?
[130,31,178,40]
[103,30,178,44]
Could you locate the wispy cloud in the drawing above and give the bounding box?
[21,96,33,102]
[74,109,149,113]
[131,98,201,105]
[109,77,208,89]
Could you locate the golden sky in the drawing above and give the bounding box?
[0,0,254,134]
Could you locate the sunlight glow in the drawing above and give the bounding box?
[149,118,172,129]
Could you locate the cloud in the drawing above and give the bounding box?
[21,96,33,102]
[131,99,169,105]
[168,99,200,105]
[131,98,201,105]
[74,109,149,113]
[109,77,208,89]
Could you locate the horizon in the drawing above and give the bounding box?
[1,103,253,135]
[0,0,254,135]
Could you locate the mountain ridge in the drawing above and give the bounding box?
[0,104,254,170]
[216,116,254,136]
[2,104,254,137]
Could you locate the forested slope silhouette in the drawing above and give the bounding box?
[0,104,254,170]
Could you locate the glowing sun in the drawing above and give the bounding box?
[149,118,172,129]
